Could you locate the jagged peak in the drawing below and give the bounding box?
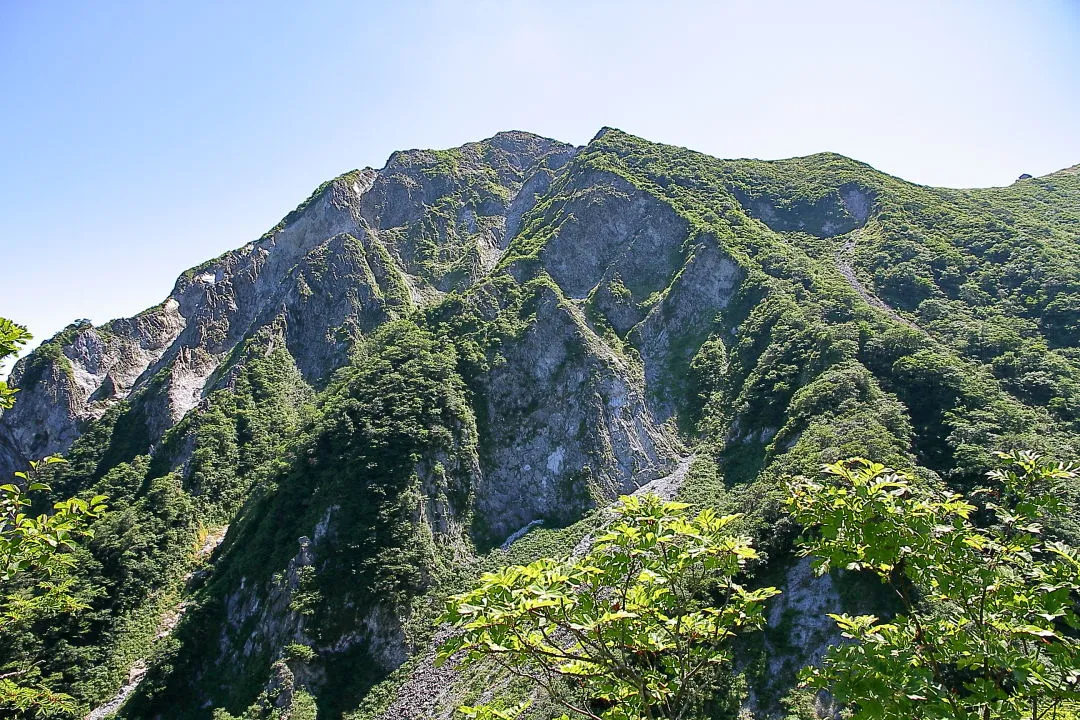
[590,126,621,142]
[479,129,566,150]
[257,167,375,241]
[7,120,1080,720]
[382,130,572,174]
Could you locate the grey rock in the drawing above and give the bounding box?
[0,133,575,478]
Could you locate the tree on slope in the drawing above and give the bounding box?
[788,452,1080,720]
[439,493,779,720]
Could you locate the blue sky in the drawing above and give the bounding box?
[2,0,1079,372]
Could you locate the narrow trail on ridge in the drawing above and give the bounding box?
[836,228,927,336]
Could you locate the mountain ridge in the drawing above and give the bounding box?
[1,127,1079,719]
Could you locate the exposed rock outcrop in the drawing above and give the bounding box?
[0,133,575,477]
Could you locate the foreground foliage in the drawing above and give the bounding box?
[788,452,1080,720]
[0,318,29,410]
[439,493,779,720]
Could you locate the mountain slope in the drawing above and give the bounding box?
[0,132,573,479]
[1,129,1078,719]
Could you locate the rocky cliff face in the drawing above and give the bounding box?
[0,132,574,478]
[4,128,1080,720]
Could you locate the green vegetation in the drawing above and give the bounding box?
[2,129,1079,718]
[440,493,778,720]
[374,137,565,290]
[0,459,106,718]
[14,320,87,389]
[789,452,1080,720]
[120,320,479,718]
[442,451,1080,720]
[0,319,107,718]
[0,318,31,409]
[0,344,314,716]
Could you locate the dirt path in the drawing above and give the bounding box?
[570,453,695,557]
[836,229,926,335]
[631,453,694,501]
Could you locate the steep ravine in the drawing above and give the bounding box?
[84,526,229,720]
[373,454,695,720]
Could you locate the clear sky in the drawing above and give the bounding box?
[2,0,1079,373]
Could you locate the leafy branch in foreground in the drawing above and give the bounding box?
[439,493,779,720]
[0,458,107,718]
[1,458,107,629]
[788,452,1080,720]
[0,318,31,410]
